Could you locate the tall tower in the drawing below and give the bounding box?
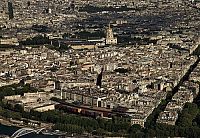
[106,24,117,45]
[7,0,14,20]
[96,68,103,88]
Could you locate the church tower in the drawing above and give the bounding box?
[105,24,117,45]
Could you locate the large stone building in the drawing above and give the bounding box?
[105,24,117,45]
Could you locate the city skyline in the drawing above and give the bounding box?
[0,0,200,137]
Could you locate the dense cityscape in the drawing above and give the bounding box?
[0,0,200,137]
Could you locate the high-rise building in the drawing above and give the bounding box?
[105,24,117,45]
[27,1,31,7]
[8,1,14,20]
